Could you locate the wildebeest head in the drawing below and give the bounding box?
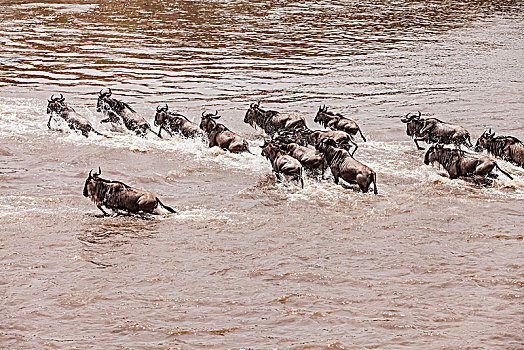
[260,139,282,160]
[200,110,220,133]
[244,101,261,126]
[47,94,66,114]
[314,105,331,124]
[96,88,113,113]
[154,104,170,127]
[424,144,447,165]
[474,129,495,152]
[315,137,337,153]
[401,111,423,137]
[83,167,102,198]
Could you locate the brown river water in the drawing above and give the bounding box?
[1,1,523,349]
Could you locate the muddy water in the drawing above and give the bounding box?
[1,1,523,348]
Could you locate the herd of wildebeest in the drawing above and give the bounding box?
[45,89,524,216]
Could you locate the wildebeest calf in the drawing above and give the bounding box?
[83,168,176,216]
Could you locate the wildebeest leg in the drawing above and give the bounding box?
[356,174,369,193]
[208,130,219,148]
[349,140,358,157]
[159,126,173,138]
[414,138,425,150]
[47,115,54,129]
[358,127,367,142]
[148,127,162,139]
[494,163,513,180]
[331,167,340,185]
[96,205,110,216]
[447,165,459,179]
[274,171,282,182]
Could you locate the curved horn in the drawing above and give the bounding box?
[88,169,93,178]
[202,111,207,117]
[417,111,421,117]
[59,94,65,101]
[99,89,104,96]
[157,105,162,112]
[107,88,112,96]
[50,94,55,101]
[214,110,219,115]
[165,103,168,110]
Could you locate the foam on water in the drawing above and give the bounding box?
[1,97,523,205]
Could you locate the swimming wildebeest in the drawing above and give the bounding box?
[401,111,472,150]
[261,140,304,188]
[200,111,251,153]
[244,101,307,135]
[314,105,366,142]
[316,139,378,194]
[424,145,513,180]
[96,88,160,137]
[475,129,524,167]
[83,168,176,216]
[47,94,103,137]
[154,104,205,139]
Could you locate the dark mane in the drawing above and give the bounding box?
[250,106,278,131]
[104,97,136,114]
[433,148,462,169]
[323,144,346,165]
[88,177,129,206]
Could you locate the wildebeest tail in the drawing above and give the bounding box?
[92,129,111,138]
[495,163,513,180]
[157,199,177,213]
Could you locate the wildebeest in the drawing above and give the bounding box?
[316,139,378,194]
[261,140,304,188]
[401,111,472,150]
[47,94,103,137]
[96,88,160,137]
[475,129,524,167]
[314,105,366,142]
[278,142,327,177]
[83,168,176,216]
[297,129,359,157]
[244,102,307,135]
[424,145,513,180]
[200,111,251,153]
[154,104,205,139]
